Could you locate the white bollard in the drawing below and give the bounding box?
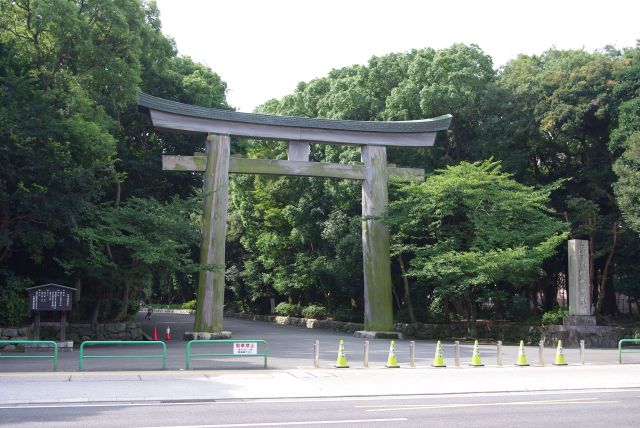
[409,341,416,368]
[539,340,545,366]
[314,340,320,368]
[454,341,460,367]
[497,341,503,366]
[364,341,369,368]
[580,339,585,364]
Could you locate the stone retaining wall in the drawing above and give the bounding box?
[0,322,144,347]
[225,312,543,344]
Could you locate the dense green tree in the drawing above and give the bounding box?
[495,48,624,315]
[0,0,230,324]
[611,44,640,235]
[385,160,567,334]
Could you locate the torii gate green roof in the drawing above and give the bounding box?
[138,93,452,146]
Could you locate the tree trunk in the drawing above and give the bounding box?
[588,218,596,313]
[397,254,416,323]
[116,280,130,321]
[391,282,402,311]
[90,300,100,327]
[466,292,477,338]
[596,222,620,315]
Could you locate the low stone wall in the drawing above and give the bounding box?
[542,325,640,348]
[0,322,144,347]
[0,327,31,350]
[394,322,543,345]
[228,312,365,333]
[225,312,543,344]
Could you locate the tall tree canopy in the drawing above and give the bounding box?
[0,0,230,324]
[385,160,567,333]
[2,1,639,326]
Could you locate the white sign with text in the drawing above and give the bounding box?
[233,342,257,355]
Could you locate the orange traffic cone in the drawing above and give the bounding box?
[165,325,171,341]
[153,325,158,341]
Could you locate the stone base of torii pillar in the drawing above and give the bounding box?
[354,331,403,340]
[184,331,232,340]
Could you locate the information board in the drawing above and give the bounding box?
[233,342,258,355]
[28,284,73,311]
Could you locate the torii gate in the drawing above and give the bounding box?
[138,93,451,335]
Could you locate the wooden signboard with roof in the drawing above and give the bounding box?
[27,283,74,341]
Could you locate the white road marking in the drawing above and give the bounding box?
[358,397,619,412]
[137,418,408,428]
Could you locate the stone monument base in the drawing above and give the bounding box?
[543,325,621,348]
[563,315,597,327]
[184,331,232,340]
[354,331,403,340]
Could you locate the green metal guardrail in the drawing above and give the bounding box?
[79,340,167,371]
[0,340,59,371]
[186,340,268,369]
[618,338,640,364]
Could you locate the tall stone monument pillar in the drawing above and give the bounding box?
[564,239,596,326]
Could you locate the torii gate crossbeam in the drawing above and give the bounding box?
[138,93,451,335]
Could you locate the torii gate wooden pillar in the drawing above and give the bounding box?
[138,93,451,334]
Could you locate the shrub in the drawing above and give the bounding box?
[541,307,569,325]
[301,304,328,320]
[0,272,30,326]
[331,307,363,323]
[275,302,302,317]
[182,299,197,310]
[128,299,141,316]
[504,294,531,322]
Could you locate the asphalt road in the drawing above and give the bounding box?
[135,312,623,369]
[1,388,639,427]
[0,312,627,372]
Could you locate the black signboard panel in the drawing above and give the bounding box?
[28,285,73,311]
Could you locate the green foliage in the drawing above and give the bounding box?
[386,160,568,330]
[274,302,302,317]
[613,133,640,234]
[301,304,328,320]
[331,307,364,323]
[2,0,639,327]
[504,295,533,322]
[541,307,569,325]
[128,299,141,316]
[182,300,197,311]
[0,271,31,326]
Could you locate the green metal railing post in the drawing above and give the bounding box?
[79,340,167,371]
[186,339,268,369]
[618,338,640,364]
[0,340,58,371]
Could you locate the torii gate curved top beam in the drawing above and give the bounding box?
[138,92,452,147]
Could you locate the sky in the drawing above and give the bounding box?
[155,0,639,112]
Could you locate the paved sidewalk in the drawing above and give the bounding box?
[1,364,640,405]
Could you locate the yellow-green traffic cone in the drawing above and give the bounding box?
[335,339,349,368]
[553,340,568,366]
[431,340,446,367]
[516,340,529,366]
[385,340,400,368]
[470,339,484,367]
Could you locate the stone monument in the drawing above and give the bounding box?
[543,239,620,348]
[564,239,596,326]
